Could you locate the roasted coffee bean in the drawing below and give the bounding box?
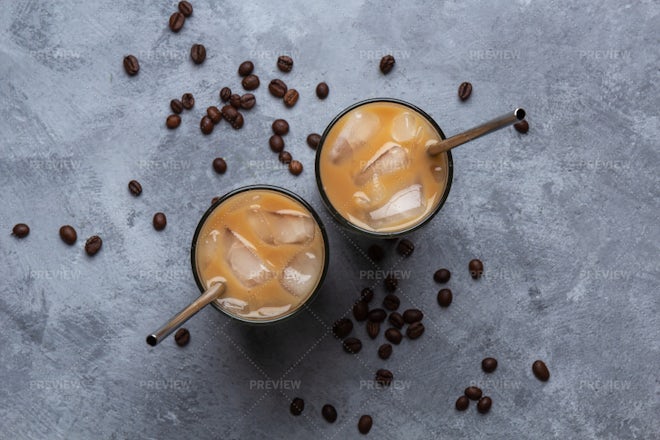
[321,404,337,423]
[316,82,329,99]
[283,89,299,107]
[178,1,193,17]
[211,197,221,205]
[241,74,260,90]
[406,322,425,339]
[469,259,484,279]
[384,273,398,292]
[229,94,241,109]
[212,157,227,174]
[482,357,498,373]
[200,115,214,134]
[269,135,284,153]
[514,120,529,134]
[219,87,231,102]
[360,287,374,303]
[434,268,451,283]
[458,82,472,101]
[343,337,362,354]
[477,396,492,414]
[128,179,142,196]
[289,160,303,176]
[240,93,256,110]
[278,151,292,164]
[464,386,482,401]
[277,55,293,72]
[59,225,77,245]
[123,55,139,76]
[378,343,392,360]
[383,294,400,311]
[166,114,181,129]
[367,308,386,323]
[174,328,190,346]
[532,360,550,381]
[366,321,379,339]
[85,235,102,256]
[388,312,404,329]
[181,93,195,109]
[169,11,185,32]
[170,99,184,114]
[437,288,453,307]
[358,415,372,434]
[402,309,423,324]
[353,301,369,321]
[207,106,222,124]
[12,223,29,238]
[153,212,167,231]
[375,369,393,386]
[268,79,287,98]
[237,60,254,76]
[396,238,414,257]
[379,54,395,74]
[230,112,244,129]
[455,396,469,411]
[332,318,353,339]
[221,106,243,129]
[367,244,385,262]
[190,43,206,64]
[306,133,321,150]
[290,397,304,415]
[272,119,289,135]
[385,328,402,344]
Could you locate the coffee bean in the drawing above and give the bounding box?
[367,244,385,261]
[316,82,329,99]
[178,1,193,17]
[469,259,484,279]
[455,396,469,411]
[207,106,222,124]
[360,287,374,303]
[283,89,299,107]
[402,309,423,324]
[532,360,550,381]
[366,321,379,339]
[212,157,227,174]
[396,238,414,257]
[200,115,214,134]
[290,397,304,416]
[174,327,190,346]
[433,268,451,283]
[358,415,372,434]
[384,273,398,292]
[367,308,386,323]
[12,223,29,238]
[169,11,185,32]
[229,94,241,109]
[388,312,404,329]
[240,93,256,110]
[353,301,368,321]
[170,99,184,114]
[219,87,231,102]
[383,294,400,311]
[272,119,289,135]
[85,235,102,256]
[221,105,243,129]
[375,369,393,386]
[380,54,395,74]
[181,93,195,109]
[230,112,244,129]
[128,180,142,196]
[241,74,260,90]
[237,60,254,76]
[458,82,473,101]
[406,322,425,339]
[289,160,303,176]
[190,43,206,64]
[514,120,529,134]
[306,133,321,150]
[482,357,498,373]
[269,135,284,153]
[123,55,139,76]
[385,328,402,344]
[477,396,492,414]
[277,55,293,72]
[278,151,292,164]
[378,343,392,360]
[166,114,181,129]
[153,212,167,231]
[321,404,337,423]
[332,318,353,339]
[464,386,482,401]
[437,288,453,307]
[59,225,77,245]
[211,196,221,206]
[268,79,287,98]
[343,337,362,354]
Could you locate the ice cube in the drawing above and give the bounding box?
[391,112,423,143]
[329,110,380,164]
[223,229,273,288]
[217,296,249,313]
[368,184,426,229]
[247,208,315,245]
[354,142,410,185]
[280,250,323,297]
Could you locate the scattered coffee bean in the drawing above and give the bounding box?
[229,94,241,109]
[283,89,299,107]
[367,244,385,262]
[433,268,451,283]
[396,238,414,257]
[375,369,393,386]
[343,337,362,354]
[380,54,395,74]
[321,404,337,423]
[378,343,392,360]
[289,160,303,176]
[85,235,102,256]
[230,112,244,129]
[59,225,77,245]
[385,328,402,344]
[169,11,185,32]
[406,322,425,339]
[268,79,287,98]
[128,180,142,196]
[477,396,492,414]
[458,82,473,101]
[200,115,214,134]
[366,321,380,339]
[290,397,304,416]
[367,308,386,323]
[469,259,484,279]
[332,318,353,339]
[221,106,243,129]
[272,119,289,135]
[316,82,329,99]
[240,93,256,110]
[166,114,181,129]
[153,212,167,231]
[353,301,369,321]
[437,288,453,307]
[514,120,529,134]
[219,87,231,102]
[388,312,404,329]
[383,294,400,311]
[360,287,374,303]
[212,157,227,174]
[402,309,423,324]
[278,151,292,164]
[174,327,190,346]
[178,1,193,17]
[211,196,220,205]
[190,43,206,64]
[170,99,184,114]
[242,74,260,90]
[482,357,498,373]
[123,55,139,76]
[269,135,285,153]
[464,386,482,401]
[455,396,469,411]
[12,223,29,238]
[532,360,550,381]
[358,415,372,434]
[384,273,398,292]
[277,55,293,72]
[306,133,321,150]
[237,60,254,76]
[181,93,195,109]
[207,106,222,124]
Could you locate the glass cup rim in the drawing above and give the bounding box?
[190,184,330,324]
[314,97,454,238]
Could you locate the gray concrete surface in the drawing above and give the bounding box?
[1,0,658,439]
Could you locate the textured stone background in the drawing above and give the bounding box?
[1,0,658,439]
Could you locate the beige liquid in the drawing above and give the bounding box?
[194,189,325,321]
[319,102,450,233]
